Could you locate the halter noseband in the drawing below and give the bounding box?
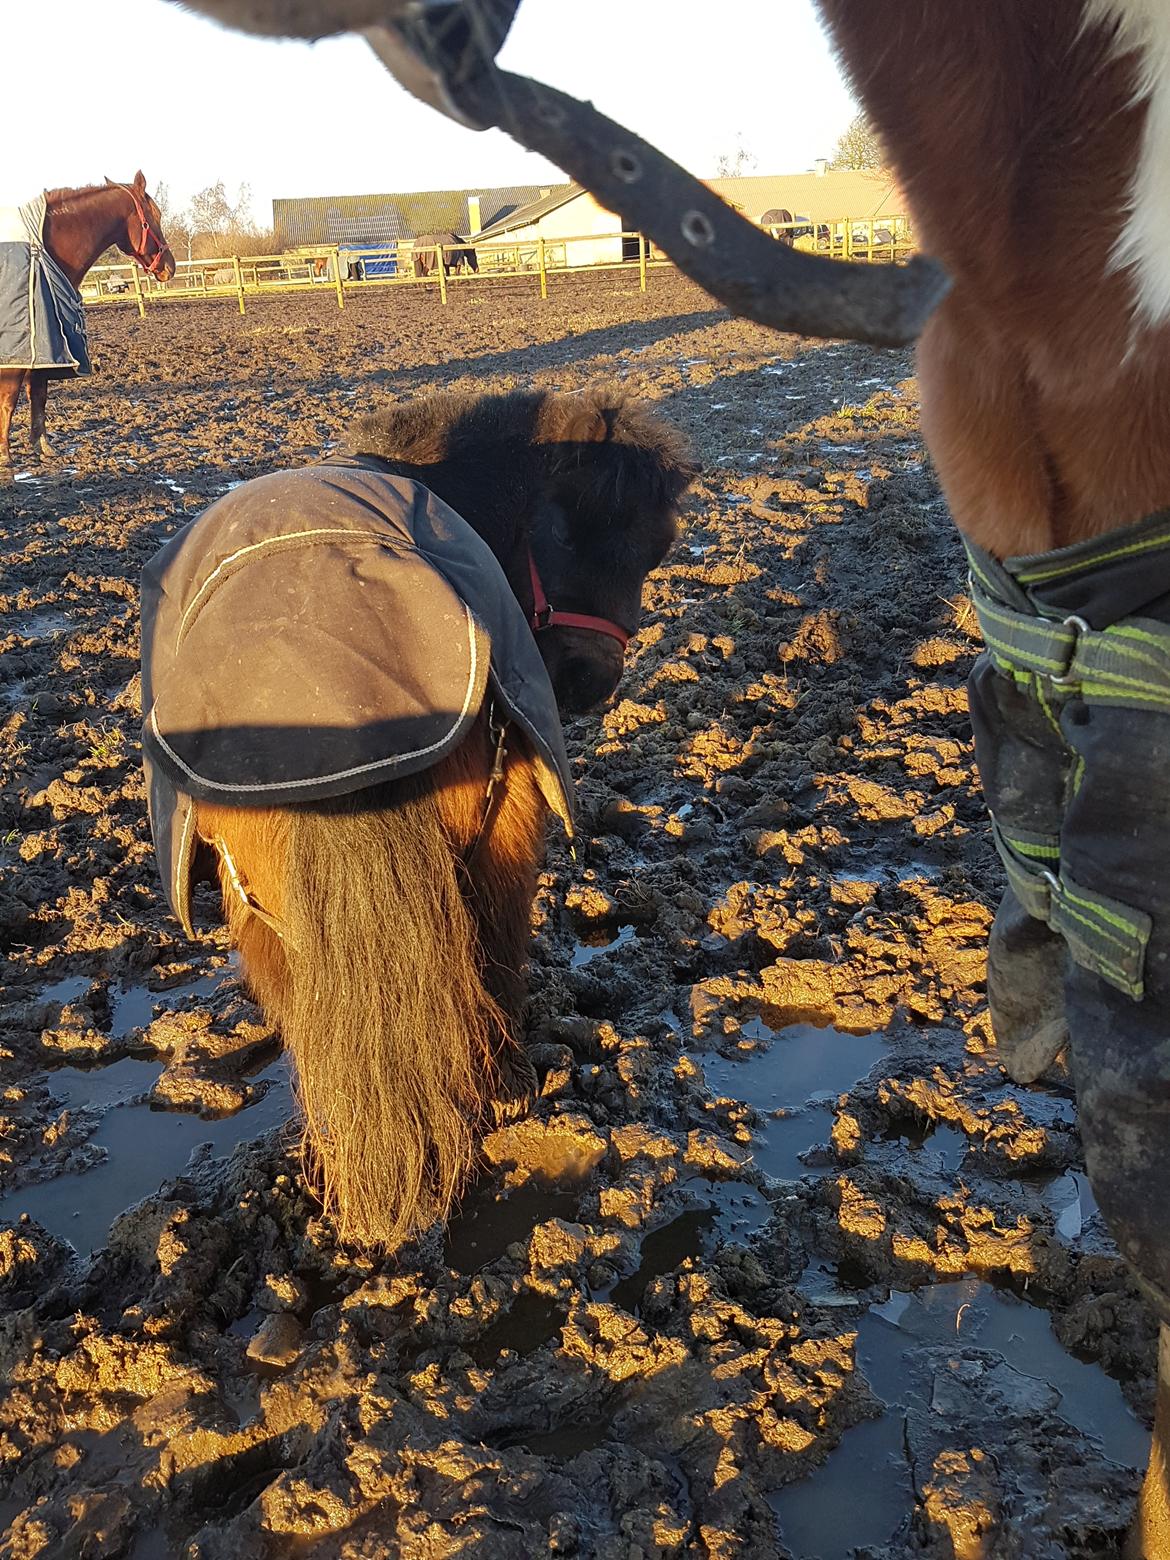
[111,182,170,277]
[527,551,630,649]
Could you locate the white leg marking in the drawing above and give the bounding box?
[1085,0,1170,326]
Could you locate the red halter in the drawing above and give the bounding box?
[112,183,170,277]
[527,550,630,649]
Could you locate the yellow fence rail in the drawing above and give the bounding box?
[79,217,915,315]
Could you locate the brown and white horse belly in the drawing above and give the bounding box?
[821,0,1170,558]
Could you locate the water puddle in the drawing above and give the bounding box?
[611,1207,716,1314]
[228,1306,265,1341]
[1,677,28,709]
[859,1279,1149,1467]
[607,1181,770,1315]
[770,1412,913,1559]
[774,1275,1150,1556]
[570,923,635,969]
[520,1418,610,1460]
[48,1056,157,1112]
[691,1020,885,1181]
[469,1290,566,1364]
[108,970,223,1035]
[850,859,940,885]
[0,1058,292,1253]
[38,975,92,1008]
[445,1182,580,1274]
[881,1119,968,1174]
[1045,1170,1099,1241]
[11,608,71,640]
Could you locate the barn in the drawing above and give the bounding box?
[271,184,570,252]
[472,185,636,268]
[271,168,910,273]
[707,167,907,227]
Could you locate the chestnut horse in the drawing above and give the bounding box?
[148,389,694,1250]
[818,2,1170,1552]
[0,172,175,477]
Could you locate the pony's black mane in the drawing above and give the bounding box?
[344,387,695,561]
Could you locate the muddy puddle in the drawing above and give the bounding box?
[773,1275,1151,1559]
[445,1180,582,1273]
[0,1058,291,1254]
[772,1412,914,1560]
[571,922,637,969]
[691,1019,886,1179]
[609,1179,771,1314]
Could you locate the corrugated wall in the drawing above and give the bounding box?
[272,185,570,249]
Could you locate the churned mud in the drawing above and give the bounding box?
[0,275,1156,1557]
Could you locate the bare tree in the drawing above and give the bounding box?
[714,136,758,178]
[828,112,886,172]
[151,180,194,263]
[185,181,275,258]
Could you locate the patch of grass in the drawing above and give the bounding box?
[83,723,126,765]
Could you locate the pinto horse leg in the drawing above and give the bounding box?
[0,370,22,480]
[1126,1327,1170,1559]
[27,373,54,462]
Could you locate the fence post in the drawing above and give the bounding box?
[333,248,345,310]
[232,253,246,315]
[638,232,647,293]
[538,235,548,300]
[130,263,146,319]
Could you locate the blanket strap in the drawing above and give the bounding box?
[465,701,510,869]
[964,541,1157,998]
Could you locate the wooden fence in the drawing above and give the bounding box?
[79,217,915,317]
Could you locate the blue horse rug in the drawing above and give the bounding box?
[0,196,91,375]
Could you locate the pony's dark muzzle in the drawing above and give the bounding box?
[539,628,625,714]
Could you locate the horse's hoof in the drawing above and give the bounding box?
[0,467,13,486]
[34,442,56,462]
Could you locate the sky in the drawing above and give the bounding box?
[2,0,857,224]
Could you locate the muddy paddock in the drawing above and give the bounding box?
[0,274,1157,1558]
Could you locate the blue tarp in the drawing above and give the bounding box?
[0,197,91,375]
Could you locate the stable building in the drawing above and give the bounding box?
[271,167,909,263]
[473,185,636,267]
[271,183,570,250]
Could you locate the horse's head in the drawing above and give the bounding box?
[106,172,176,282]
[343,387,695,714]
[529,392,696,713]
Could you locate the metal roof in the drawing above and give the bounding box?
[272,184,572,248]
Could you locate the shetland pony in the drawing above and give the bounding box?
[183,389,694,1248]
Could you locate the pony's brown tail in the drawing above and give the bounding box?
[196,715,547,1248]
